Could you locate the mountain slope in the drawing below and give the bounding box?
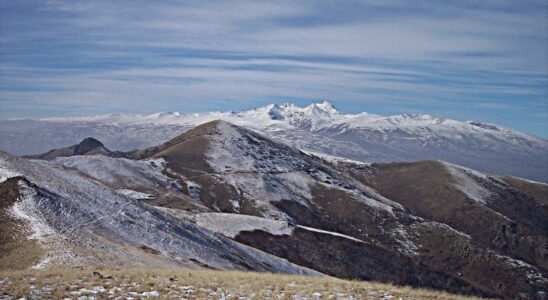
[3,120,547,298]
[346,160,547,270]
[26,120,546,299]
[239,102,547,181]
[125,120,400,219]
[24,137,111,159]
[0,150,320,275]
[146,121,547,298]
[2,101,546,181]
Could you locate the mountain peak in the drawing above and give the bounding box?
[241,101,340,124]
[266,104,285,120]
[299,101,340,115]
[314,101,339,114]
[467,120,502,131]
[23,136,110,159]
[149,119,237,150]
[79,137,104,147]
[74,137,108,155]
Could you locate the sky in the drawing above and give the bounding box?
[0,1,547,136]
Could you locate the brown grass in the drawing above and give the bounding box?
[500,176,548,206]
[360,161,509,241]
[0,177,43,270]
[0,268,491,299]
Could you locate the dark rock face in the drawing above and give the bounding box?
[24,137,110,159]
[74,137,106,155]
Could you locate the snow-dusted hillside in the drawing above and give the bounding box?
[1,101,546,181]
[0,150,321,275]
[1,120,546,298]
[201,120,400,218]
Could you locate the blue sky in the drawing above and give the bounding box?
[0,0,547,136]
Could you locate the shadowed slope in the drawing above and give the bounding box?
[343,160,547,296]
[0,150,322,275]
[24,137,111,160]
[500,176,548,206]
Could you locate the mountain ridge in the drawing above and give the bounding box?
[2,101,547,182]
[27,101,544,139]
[24,137,111,160]
[7,120,546,298]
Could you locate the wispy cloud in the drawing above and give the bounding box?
[0,0,547,136]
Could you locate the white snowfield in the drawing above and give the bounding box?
[194,213,367,244]
[10,182,56,241]
[10,181,80,269]
[296,225,366,243]
[0,156,21,182]
[28,101,545,144]
[0,150,322,275]
[41,155,192,204]
[300,149,370,166]
[116,189,154,200]
[195,213,293,238]
[2,101,546,182]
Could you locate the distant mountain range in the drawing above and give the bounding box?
[1,120,546,299]
[1,101,546,182]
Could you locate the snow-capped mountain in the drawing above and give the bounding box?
[1,101,546,181]
[3,120,546,299]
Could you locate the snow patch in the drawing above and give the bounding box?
[204,121,397,217]
[195,213,293,238]
[10,183,56,241]
[206,121,257,172]
[46,156,169,187]
[301,149,370,166]
[9,181,80,269]
[195,213,369,249]
[116,189,154,200]
[296,225,365,243]
[443,162,494,204]
[390,225,419,256]
[185,180,201,199]
[495,253,547,284]
[229,200,240,213]
[141,290,160,297]
[0,157,21,182]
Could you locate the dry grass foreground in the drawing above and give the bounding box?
[0,268,490,300]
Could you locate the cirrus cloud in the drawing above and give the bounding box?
[0,0,546,136]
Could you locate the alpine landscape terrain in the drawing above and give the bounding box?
[1,1,547,299]
[1,103,547,299]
